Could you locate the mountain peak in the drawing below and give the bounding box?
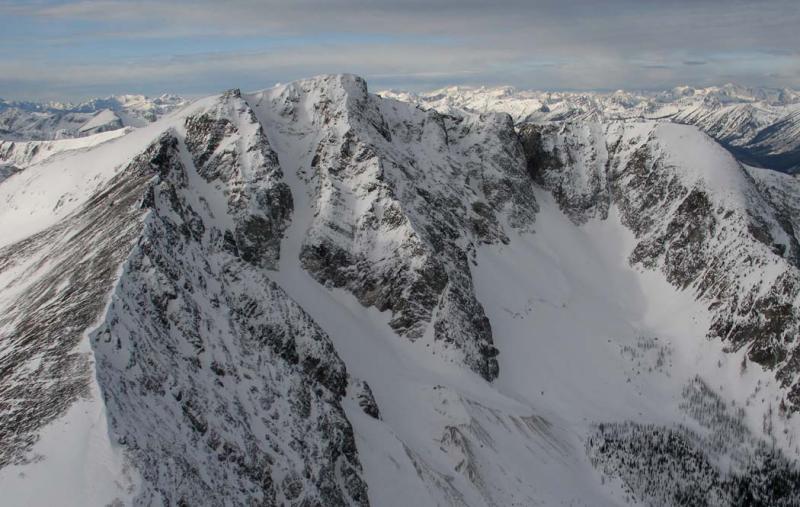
[2,74,800,506]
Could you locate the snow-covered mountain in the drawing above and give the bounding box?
[382,84,800,174]
[0,94,187,141]
[0,129,132,183]
[1,74,799,506]
[0,94,188,180]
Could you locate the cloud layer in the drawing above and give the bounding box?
[1,0,798,100]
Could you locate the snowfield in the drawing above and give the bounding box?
[0,75,799,506]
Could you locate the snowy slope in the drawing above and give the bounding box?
[520,121,800,401]
[1,75,799,506]
[77,109,123,135]
[0,128,131,180]
[243,76,617,506]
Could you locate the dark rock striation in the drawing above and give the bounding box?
[257,75,538,380]
[91,92,368,506]
[520,120,800,409]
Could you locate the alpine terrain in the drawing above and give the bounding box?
[0,95,187,184]
[382,84,800,174]
[1,74,799,506]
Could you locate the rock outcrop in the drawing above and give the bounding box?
[520,120,800,409]
[252,75,538,380]
[92,93,367,506]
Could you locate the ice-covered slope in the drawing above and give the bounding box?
[1,75,799,506]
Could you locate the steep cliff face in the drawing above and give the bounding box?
[248,75,538,380]
[519,121,800,408]
[92,93,367,506]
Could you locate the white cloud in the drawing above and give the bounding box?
[1,0,798,99]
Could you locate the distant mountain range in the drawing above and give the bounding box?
[5,83,799,173]
[0,94,188,141]
[381,83,800,173]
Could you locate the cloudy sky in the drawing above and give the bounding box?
[1,0,798,100]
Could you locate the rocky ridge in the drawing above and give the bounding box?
[519,120,800,408]
[92,91,368,506]
[383,84,800,173]
[249,75,538,380]
[1,75,799,505]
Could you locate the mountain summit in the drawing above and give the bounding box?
[1,75,799,506]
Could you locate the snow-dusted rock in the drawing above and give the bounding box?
[519,120,800,409]
[0,138,154,469]
[2,74,800,506]
[249,75,537,380]
[384,84,800,173]
[92,94,367,505]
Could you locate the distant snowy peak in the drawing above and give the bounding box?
[0,93,187,116]
[382,84,800,173]
[0,128,131,177]
[0,94,188,141]
[653,83,800,106]
[382,83,800,116]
